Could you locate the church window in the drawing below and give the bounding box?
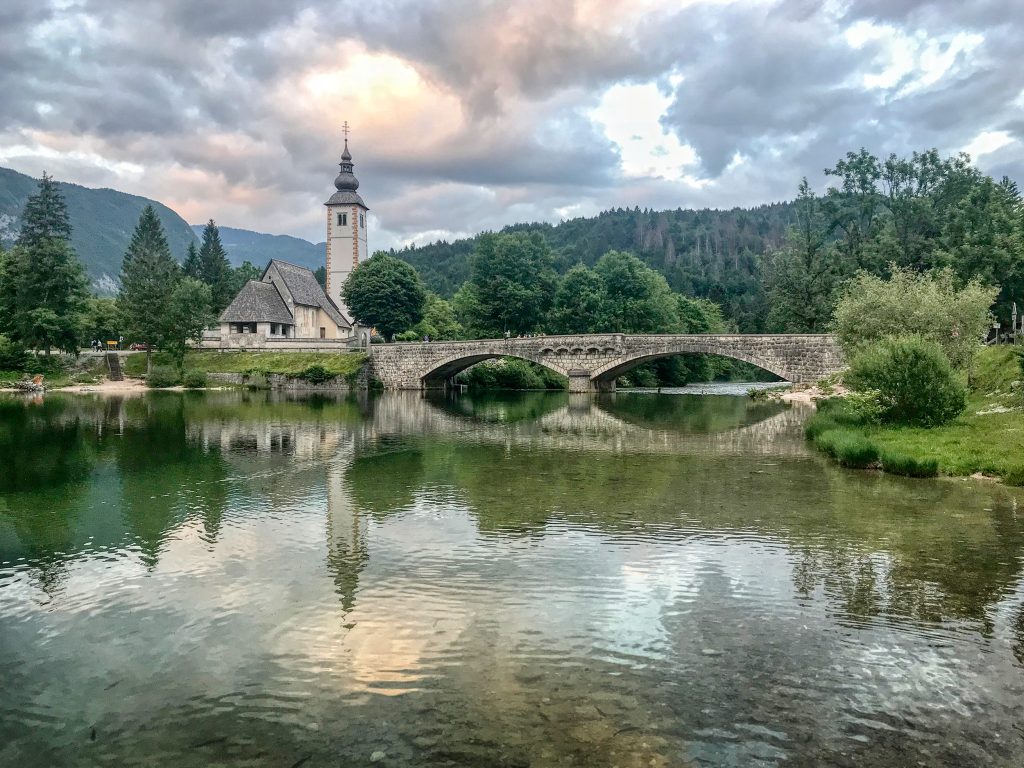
[337,212,347,226]
[359,213,364,228]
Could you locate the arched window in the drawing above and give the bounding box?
[337,212,347,226]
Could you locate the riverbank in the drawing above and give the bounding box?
[807,346,1024,484]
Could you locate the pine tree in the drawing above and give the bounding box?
[12,174,88,353]
[197,220,233,313]
[118,205,180,373]
[183,241,202,279]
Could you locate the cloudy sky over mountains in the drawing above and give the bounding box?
[1,0,1022,250]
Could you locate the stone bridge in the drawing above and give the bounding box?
[369,334,845,392]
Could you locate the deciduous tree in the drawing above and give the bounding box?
[342,253,426,340]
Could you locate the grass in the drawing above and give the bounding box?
[815,428,879,468]
[123,350,367,379]
[0,354,107,388]
[808,346,1024,483]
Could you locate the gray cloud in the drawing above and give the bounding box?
[0,0,1020,250]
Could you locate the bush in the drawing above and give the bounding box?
[879,450,939,478]
[845,336,966,427]
[0,334,27,371]
[297,364,333,385]
[815,429,879,468]
[458,358,566,390]
[182,370,207,389]
[146,366,180,388]
[1000,465,1024,487]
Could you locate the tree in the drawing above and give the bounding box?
[462,232,557,336]
[162,278,213,368]
[314,265,327,288]
[230,260,263,297]
[413,294,463,340]
[845,336,966,427]
[832,266,997,371]
[593,250,679,333]
[764,179,841,332]
[10,174,88,353]
[196,220,233,313]
[118,206,181,372]
[182,241,202,279]
[81,297,120,346]
[549,264,606,334]
[341,252,426,340]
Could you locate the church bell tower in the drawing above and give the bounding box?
[325,123,368,316]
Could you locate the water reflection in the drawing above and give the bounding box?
[0,390,1023,767]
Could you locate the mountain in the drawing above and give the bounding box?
[191,225,325,271]
[387,202,798,331]
[0,166,197,293]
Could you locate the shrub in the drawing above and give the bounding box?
[182,370,207,389]
[394,330,421,342]
[845,336,966,427]
[1000,465,1024,487]
[146,366,180,388]
[297,364,333,385]
[458,358,565,390]
[879,450,939,478]
[0,334,27,371]
[815,429,879,468]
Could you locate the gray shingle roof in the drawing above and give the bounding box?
[325,190,367,208]
[219,280,293,324]
[266,260,352,328]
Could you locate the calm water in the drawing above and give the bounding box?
[1,389,1023,767]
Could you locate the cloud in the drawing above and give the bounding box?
[0,0,1020,251]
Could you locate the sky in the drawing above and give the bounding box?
[1,0,1022,252]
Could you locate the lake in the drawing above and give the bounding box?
[1,388,1022,767]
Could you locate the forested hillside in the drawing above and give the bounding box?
[193,225,325,272]
[385,203,796,331]
[0,167,196,292]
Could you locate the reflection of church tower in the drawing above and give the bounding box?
[326,456,368,616]
[324,123,369,318]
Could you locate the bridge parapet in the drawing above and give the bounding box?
[368,334,844,391]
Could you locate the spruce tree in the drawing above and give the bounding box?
[183,241,202,279]
[12,174,88,354]
[118,205,180,373]
[197,220,233,313]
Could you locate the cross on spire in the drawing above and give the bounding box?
[342,121,350,141]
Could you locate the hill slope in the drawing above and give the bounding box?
[387,202,797,331]
[192,225,325,271]
[0,167,197,293]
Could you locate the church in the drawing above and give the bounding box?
[217,132,370,347]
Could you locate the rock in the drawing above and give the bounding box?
[370,751,386,763]
[701,648,722,657]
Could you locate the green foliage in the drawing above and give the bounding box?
[460,232,557,336]
[845,336,966,426]
[230,260,263,297]
[548,263,607,334]
[181,370,207,389]
[457,358,566,390]
[81,297,120,345]
[764,179,840,332]
[146,366,180,388]
[196,220,234,314]
[413,294,463,340]
[297,364,332,384]
[814,429,879,468]
[833,266,996,370]
[162,278,213,368]
[182,241,201,279]
[0,333,27,371]
[117,206,180,362]
[594,250,679,332]
[3,175,89,353]
[999,465,1024,487]
[879,450,939,478]
[342,252,426,339]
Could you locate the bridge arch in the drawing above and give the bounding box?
[590,343,790,385]
[420,351,570,387]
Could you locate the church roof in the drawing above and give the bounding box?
[219,280,293,324]
[325,189,367,207]
[265,259,352,329]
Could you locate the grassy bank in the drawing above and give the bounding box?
[123,350,367,379]
[807,346,1024,483]
[1,355,107,388]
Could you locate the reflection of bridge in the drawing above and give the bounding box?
[369,334,844,392]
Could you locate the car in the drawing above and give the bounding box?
[129,342,149,351]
